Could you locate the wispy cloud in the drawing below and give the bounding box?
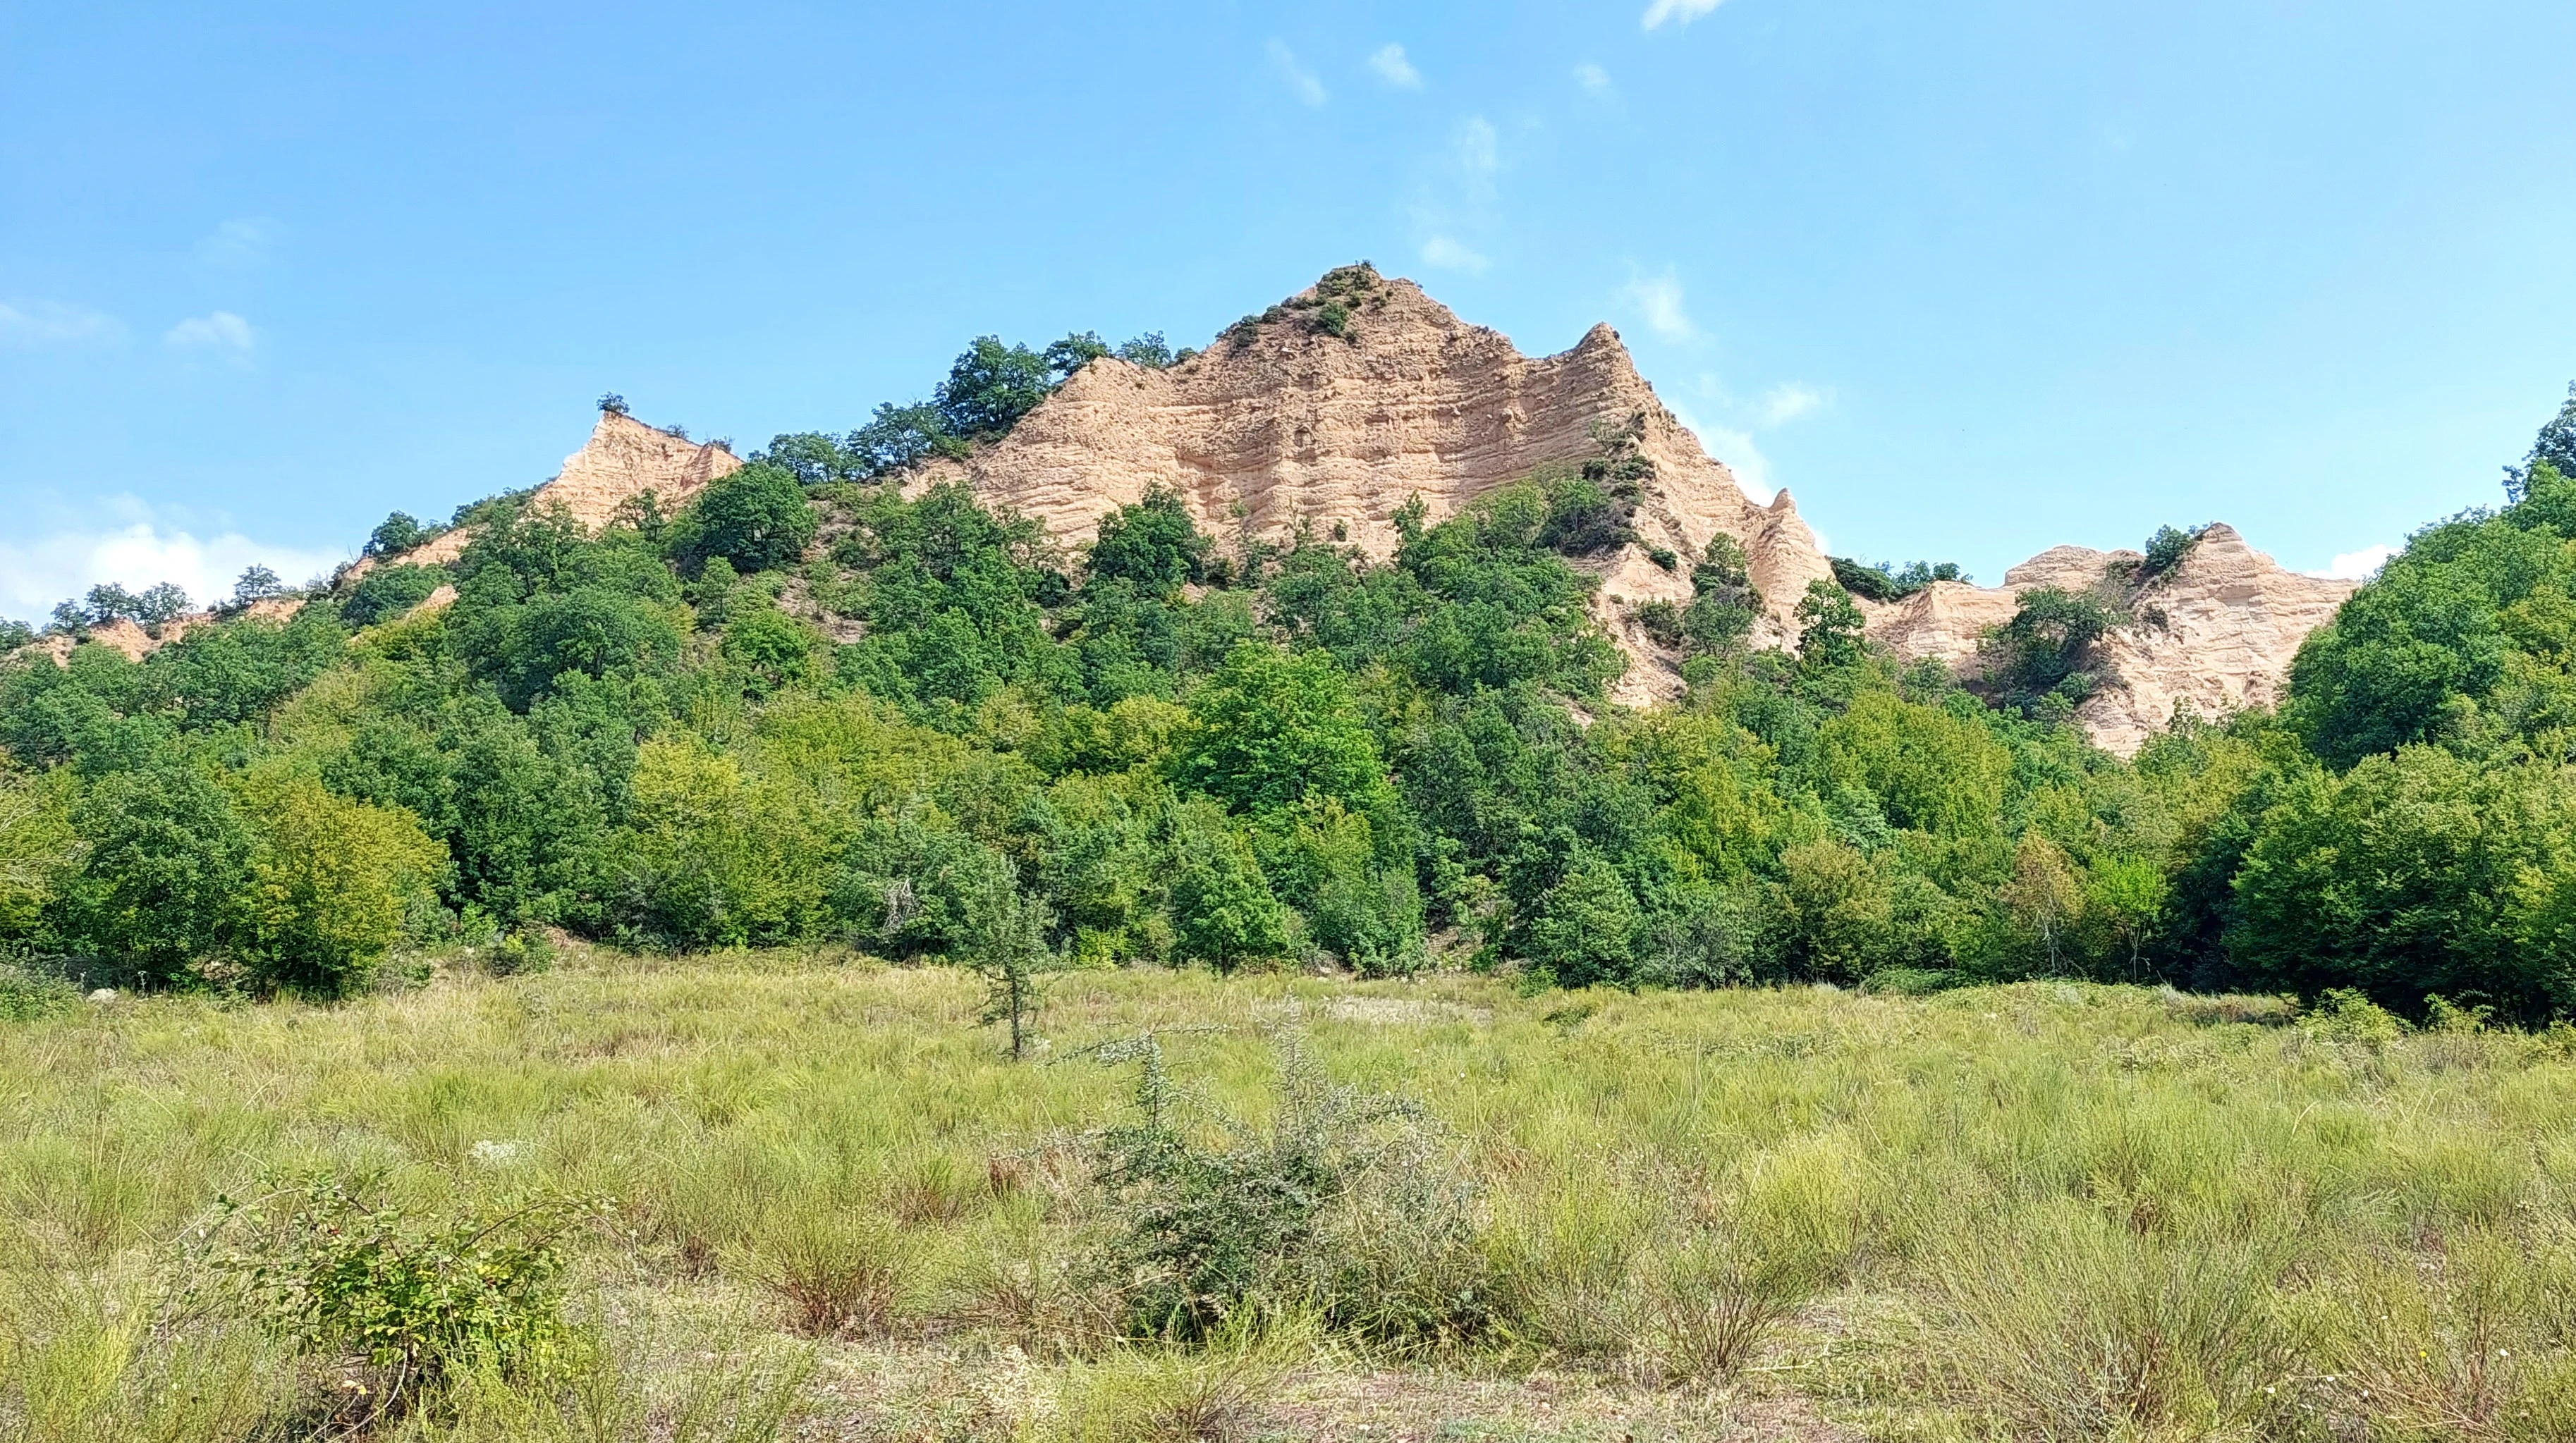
[0,299,123,347]
[1674,413,1775,503]
[1642,0,1725,30]
[1267,39,1328,106]
[1420,236,1489,274]
[0,505,346,622]
[1760,383,1829,425]
[1453,116,1498,175]
[195,217,280,267]
[1622,267,1695,340]
[1367,43,1421,90]
[2310,544,2396,581]
[1573,63,1613,97]
[166,311,255,352]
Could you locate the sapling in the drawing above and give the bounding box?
[975,866,1057,1060]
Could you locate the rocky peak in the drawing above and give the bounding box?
[924,269,1836,702]
[1860,523,2360,755]
[357,411,742,576]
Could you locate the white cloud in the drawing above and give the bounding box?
[1573,63,1613,96]
[1702,426,1776,504]
[0,510,346,622]
[0,299,123,346]
[1622,267,1695,340]
[1760,383,1829,425]
[195,217,279,267]
[2310,544,2396,581]
[1420,235,1489,274]
[1453,116,1498,174]
[1368,43,1421,89]
[1267,39,1327,106]
[1642,0,1725,30]
[165,311,255,352]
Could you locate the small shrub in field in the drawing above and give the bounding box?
[1091,1034,1479,1346]
[741,1208,913,1339]
[0,964,77,1021]
[1927,1209,2299,1439]
[192,1176,596,1413]
[1859,966,1958,997]
[2304,986,2406,1045]
[1049,1313,1307,1443]
[1652,1234,1811,1383]
[2156,985,2298,1026]
[2300,1231,2576,1439]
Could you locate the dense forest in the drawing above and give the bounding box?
[6,350,2576,1024]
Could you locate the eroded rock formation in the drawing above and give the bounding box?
[396,411,742,567]
[1860,525,2359,755]
[919,272,1835,704]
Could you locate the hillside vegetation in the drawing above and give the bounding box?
[7,381,2576,1020]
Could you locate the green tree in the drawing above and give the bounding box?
[2228,746,2576,1022]
[973,866,1057,1058]
[1086,485,1209,600]
[366,512,432,558]
[342,563,445,627]
[678,462,818,575]
[1796,579,1868,668]
[56,763,254,984]
[1042,331,1111,379]
[2140,524,2209,577]
[1174,645,1395,823]
[231,565,288,605]
[238,770,446,997]
[936,337,1055,438]
[1521,847,1642,988]
[1167,807,1288,972]
[1984,586,2127,714]
[755,431,862,485]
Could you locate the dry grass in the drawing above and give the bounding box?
[2,950,2574,1439]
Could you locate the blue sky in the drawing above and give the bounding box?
[6,1,2574,619]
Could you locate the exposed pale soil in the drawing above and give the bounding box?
[1857,524,2358,754]
[916,276,1836,707]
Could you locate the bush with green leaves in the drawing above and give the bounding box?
[366,510,434,558]
[673,462,818,575]
[195,1177,597,1413]
[1829,556,1967,602]
[1982,584,2128,715]
[1086,485,1209,600]
[2140,522,2209,577]
[1091,1036,1480,1346]
[343,561,446,627]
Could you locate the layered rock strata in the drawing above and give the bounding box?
[916,274,1836,705]
[1860,524,2359,755]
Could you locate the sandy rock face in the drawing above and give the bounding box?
[1862,524,2358,755]
[925,275,1834,703]
[541,412,743,529]
[388,412,743,570]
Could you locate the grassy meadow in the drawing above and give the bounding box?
[5,950,2576,1442]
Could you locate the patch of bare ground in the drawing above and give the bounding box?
[795,1339,1860,1442]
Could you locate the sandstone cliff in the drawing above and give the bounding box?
[1860,524,2359,755]
[919,271,1835,704]
[392,411,742,568]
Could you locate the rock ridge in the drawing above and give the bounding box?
[917,273,1837,704]
[1858,524,2360,755]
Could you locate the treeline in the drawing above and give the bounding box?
[6,370,2576,1021]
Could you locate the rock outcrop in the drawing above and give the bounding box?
[396,411,743,567]
[920,271,1835,704]
[1860,525,2359,755]
[23,596,305,667]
